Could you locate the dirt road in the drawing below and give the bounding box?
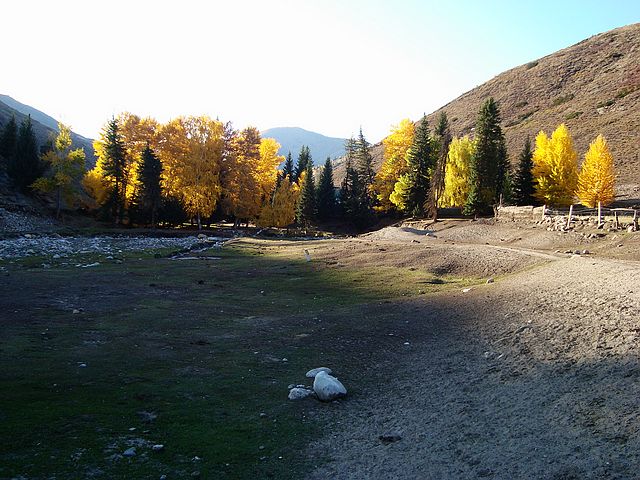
[307,226,640,479]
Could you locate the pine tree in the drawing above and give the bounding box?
[9,115,42,191]
[576,134,615,208]
[463,152,483,216]
[99,118,128,223]
[135,144,163,227]
[427,112,452,218]
[316,157,336,219]
[393,115,434,216]
[294,145,311,182]
[32,123,86,218]
[282,151,294,179]
[355,127,374,191]
[340,137,373,228]
[296,162,316,225]
[472,98,508,210]
[0,116,18,168]
[512,137,536,206]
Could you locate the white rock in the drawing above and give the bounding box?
[313,371,347,402]
[123,447,136,457]
[152,444,164,452]
[288,387,314,400]
[305,367,332,378]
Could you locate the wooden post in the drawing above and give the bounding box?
[566,204,573,229]
[614,211,619,230]
[634,210,638,231]
[541,204,546,221]
[598,201,602,227]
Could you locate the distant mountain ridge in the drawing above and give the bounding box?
[261,127,346,165]
[0,95,96,167]
[333,23,640,189]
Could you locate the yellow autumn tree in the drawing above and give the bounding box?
[158,116,223,229]
[532,124,578,206]
[221,127,262,223]
[576,134,615,208]
[439,136,475,207]
[373,119,415,211]
[257,137,285,204]
[256,175,300,228]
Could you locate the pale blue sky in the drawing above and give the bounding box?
[3,0,638,141]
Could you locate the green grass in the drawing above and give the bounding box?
[0,239,476,479]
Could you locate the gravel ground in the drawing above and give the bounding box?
[0,235,223,259]
[307,228,640,479]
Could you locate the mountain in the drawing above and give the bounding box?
[0,95,96,167]
[335,23,640,188]
[261,127,346,165]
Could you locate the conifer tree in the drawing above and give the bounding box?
[296,162,316,225]
[340,137,372,228]
[576,134,615,208]
[99,118,128,223]
[283,151,294,180]
[427,112,452,218]
[391,115,434,215]
[0,116,18,168]
[512,137,536,206]
[135,144,163,227]
[9,115,42,191]
[32,123,86,218]
[464,98,508,214]
[294,145,311,182]
[356,127,375,191]
[316,157,336,219]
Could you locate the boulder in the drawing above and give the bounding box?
[305,367,333,378]
[288,387,315,400]
[313,371,347,402]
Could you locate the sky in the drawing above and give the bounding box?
[3,0,639,142]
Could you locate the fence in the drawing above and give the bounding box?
[496,204,639,231]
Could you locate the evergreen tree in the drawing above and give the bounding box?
[340,137,373,228]
[427,112,452,218]
[355,127,375,189]
[282,151,294,179]
[296,162,316,225]
[316,157,336,219]
[401,115,434,216]
[472,98,508,209]
[463,152,483,216]
[512,137,536,206]
[101,118,127,223]
[293,145,311,182]
[9,115,42,191]
[0,116,18,168]
[135,144,163,227]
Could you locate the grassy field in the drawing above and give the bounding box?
[0,238,476,479]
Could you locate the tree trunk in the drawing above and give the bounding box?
[197,212,202,230]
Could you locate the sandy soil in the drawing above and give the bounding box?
[306,222,640,479]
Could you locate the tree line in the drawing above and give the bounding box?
[375,97,616,217]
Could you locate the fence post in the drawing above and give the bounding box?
[634,210,638,231]
[566,204,573,229]
[598,201,602,227]
[614,211,619,230]
[541,205,546,222]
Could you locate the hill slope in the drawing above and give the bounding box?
[262,127,346,165]
[0,95,96,167]
[336,23,640,188]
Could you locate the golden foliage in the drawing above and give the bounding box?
[157,116,224,221]
[257,137,285,203]
[576,134,615,207]
[373,119,415,211]
[256,175,300,228]
[439,136,475,208]
[532,124,578,206]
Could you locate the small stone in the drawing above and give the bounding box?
[160,476,167,480]
[191,471,201,478]
[128,427,136,431]
[403,342,410,346]
[281,358,288,362]
[123,447,136,457]
[378,433,402,444]
[486,278,494,284]
[72,309,81,314]
[582,249,590,255]
[53,254,61,259]
[305,367,332,378]
[152,444,164,452]
[78,363,87,368]
[259,412,267,418]
[462,288,471,293]
[288,387,314,400]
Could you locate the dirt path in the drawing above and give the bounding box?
[307,243,640,478]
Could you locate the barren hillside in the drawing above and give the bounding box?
[335,23,640,189]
